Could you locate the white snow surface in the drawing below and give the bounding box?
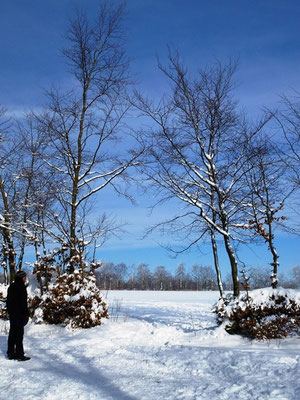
[0,290,299,400]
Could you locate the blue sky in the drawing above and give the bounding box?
[0,0,299,276]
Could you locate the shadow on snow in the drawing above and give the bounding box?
[0,334,137,400]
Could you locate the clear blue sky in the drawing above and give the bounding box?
[0,0,299,276]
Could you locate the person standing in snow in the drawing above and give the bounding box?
[6,270,30,361]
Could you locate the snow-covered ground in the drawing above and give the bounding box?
[0,290,299,400]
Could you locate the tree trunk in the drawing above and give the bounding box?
[69,173,79,272]
[69,87,86,272]
[0,175,16,283]
[210,230,224,298]
[2,249,8,285]
[267,223,279,289]
[223,234,240,296]
[210,197,224,298]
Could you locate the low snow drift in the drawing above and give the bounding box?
[0,290,299,400]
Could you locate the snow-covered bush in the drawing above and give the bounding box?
[214,287,300,340]
[29,269,108,329]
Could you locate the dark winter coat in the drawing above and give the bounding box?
[6,277,29,322]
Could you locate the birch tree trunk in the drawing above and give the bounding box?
[0,175,16,283]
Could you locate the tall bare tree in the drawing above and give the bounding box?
[153,265,171,290]
[35,3,144,270]
[134,52,269,297]
[244,137,292,288]
[13,115,59,268]
[271,94,300,238]
[0,110,58,283]
[136,263,152,290]
[175,262,186,290]
[0,106,16,282]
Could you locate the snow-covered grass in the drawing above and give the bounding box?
[0,290,299,400]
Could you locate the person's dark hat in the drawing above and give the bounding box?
[15,270,27,279]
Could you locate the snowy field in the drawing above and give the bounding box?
[0,290,299,400]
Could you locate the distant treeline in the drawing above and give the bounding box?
[94,262,300,291]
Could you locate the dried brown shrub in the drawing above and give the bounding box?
[214,289,300,340]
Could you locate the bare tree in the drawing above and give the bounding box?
[35,3,144,270]
[98,262,113,290]
[248,266,273,289]
[136,263,152,290]
[175,262,186,290]
[13,115,60,269]
[270,94,300,237]
[0,110,59,283]
[114,262,127,288]
[134,52,269,296]
[153,265,171,290]
[192,264,201,291]
[0,107,18,283]
[244,137,292,288]
[198,265,217,290]
[0,172,15,282]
